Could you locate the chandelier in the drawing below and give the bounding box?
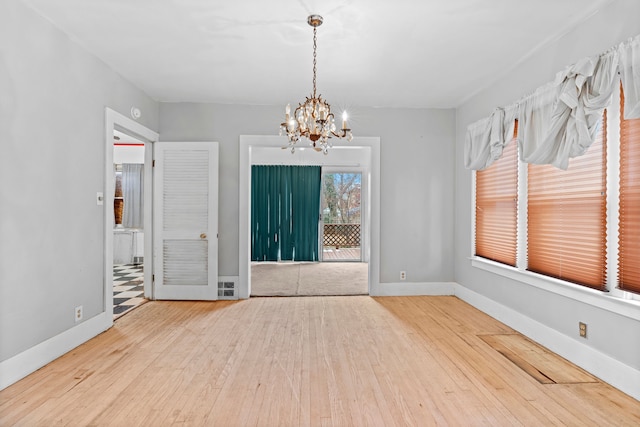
[280,15,353,154]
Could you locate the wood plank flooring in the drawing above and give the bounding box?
[1,296,638,426]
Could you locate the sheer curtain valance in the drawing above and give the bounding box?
[465,34,640,170]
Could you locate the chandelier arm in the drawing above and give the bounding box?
[331,129,351,138]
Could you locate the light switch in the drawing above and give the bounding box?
[97,192,104,205]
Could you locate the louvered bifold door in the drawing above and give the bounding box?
[153,142,219,300]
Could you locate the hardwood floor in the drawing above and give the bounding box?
[1,296,638,426]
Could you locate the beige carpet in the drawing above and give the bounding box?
[251,262,368,296]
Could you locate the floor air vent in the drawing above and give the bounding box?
[217,281,237,299]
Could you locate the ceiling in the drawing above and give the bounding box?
[23,0,611,109]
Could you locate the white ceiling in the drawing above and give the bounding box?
[23,0,611,109]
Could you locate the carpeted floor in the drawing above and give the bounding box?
[251,262,368,296]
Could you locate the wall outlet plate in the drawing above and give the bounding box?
[400,271,406,281]
[579,322,587,338]
[75,306,83,322]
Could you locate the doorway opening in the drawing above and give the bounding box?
[321,171,362,262]
[104,108,158,326]
[239,136,380,298]
[249,166,367,296]
[112,130,147,318]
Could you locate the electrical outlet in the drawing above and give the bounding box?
[75,306,83,322]
[579,322,587,338]
[400,271,406,281]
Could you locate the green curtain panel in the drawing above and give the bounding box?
[251,165,321,261]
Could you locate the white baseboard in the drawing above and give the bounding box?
[454,283,640,401]
[0,312,111,391]
[371,282,456,296]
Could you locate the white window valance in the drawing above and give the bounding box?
[464,104,518,171]
[619,35,640,119]
[516,83,556,166]
[465,33,640,171]
[464,109,502,171]
[523,50,618,170]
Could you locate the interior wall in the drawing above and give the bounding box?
[455,0,640,373]
[0,0,159,362]
[159,104,456,285]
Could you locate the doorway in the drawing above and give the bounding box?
[249,165,367,296]
[112,130,147,318]
[240,137,381,298]
[321,171,363,262]
[104,108,158,327]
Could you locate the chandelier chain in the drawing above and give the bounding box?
[312,26,317,98]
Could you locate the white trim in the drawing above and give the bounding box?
[455,283,640,401]
[516,149,528,271]
[239,138,251,298]
[371,282,456,296]
[470,169,476,257]
[606,81,622,294]
[144,140,154,299]
[0,312,110,390]
[471,257,640,321]
[239,136,380,299]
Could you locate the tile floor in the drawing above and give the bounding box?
[113,263,146,319]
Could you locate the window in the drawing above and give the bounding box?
[475,125,518,266]
[473,85,640,298]
[527,112,607,290]
[618,88,640,293]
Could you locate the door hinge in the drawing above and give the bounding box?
[152,274,155,282]
[152,160,155,167]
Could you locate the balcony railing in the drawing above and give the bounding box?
[323,223,360,248]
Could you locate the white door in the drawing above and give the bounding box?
[153,141,218,300]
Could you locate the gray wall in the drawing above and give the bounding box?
[455,0,640,370]
[0,0,158,362]
[159,104,456,284]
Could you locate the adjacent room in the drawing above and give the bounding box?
[112,130,147,317]
[1,0,639,425]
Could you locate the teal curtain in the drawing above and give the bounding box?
[251,165,321,261]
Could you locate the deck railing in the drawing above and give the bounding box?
[323,223,360,248]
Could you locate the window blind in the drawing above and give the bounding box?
[618,88,640,294]
[527,112,607,290]
[475,123,518,266]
